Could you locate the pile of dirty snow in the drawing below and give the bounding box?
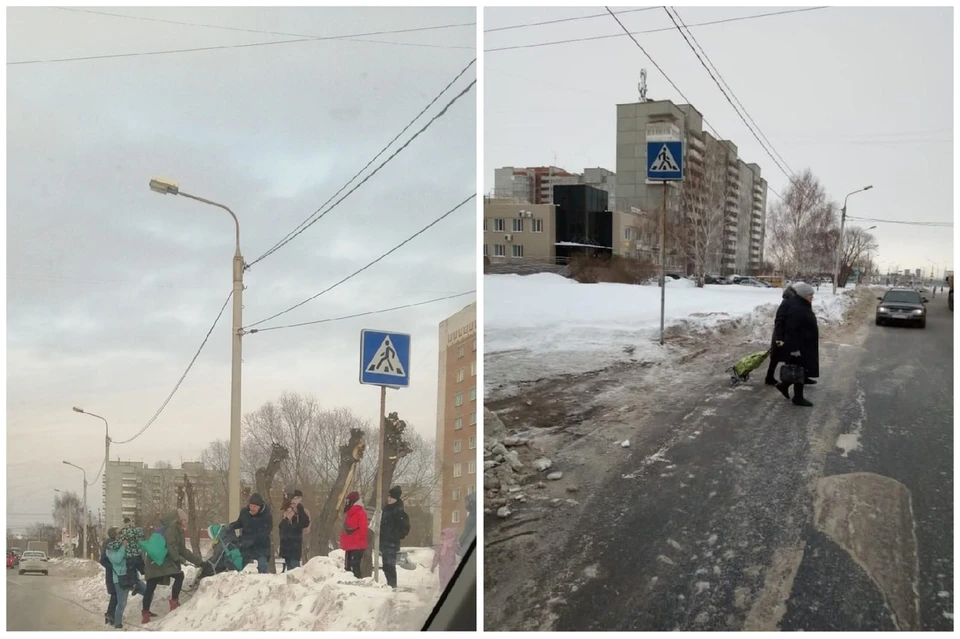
[72,552,441,631]
[485,274,855,388]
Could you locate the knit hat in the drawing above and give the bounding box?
[346,491,360,504]
[792,281,815,298]
[388,486,402,500]
[177,508,188,521]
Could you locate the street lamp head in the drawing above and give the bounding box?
[863,185,873,191]
[149,178,180,196]
[72,407,84,413]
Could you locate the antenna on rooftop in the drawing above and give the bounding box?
[638,68,648,102]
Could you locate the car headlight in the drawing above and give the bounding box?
[913,309,924,314]
[878,306,887,312]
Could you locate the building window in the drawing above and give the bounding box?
[532,218,544,233]
[454,439,462,454]
[483,244,488,256]
[470,387,476,401]
[494,244,506,257]
[467,484,475,495]
[455,392,463,407]
[452,510,461,524]
[493,218,506,232]
[511,244,525,258]
[454,463,463,478]
[453,487,462,500]
[512,218,523,233]
[470,361,476,376]
[457,345,465,359]
[454,416,463,430]
[456,368,465,383]
[472,338,477,352]
[468,461,476,475]
[625,228,632,240]
[483,218,488,232]
[469,436,476,449]
[469,411,476,425]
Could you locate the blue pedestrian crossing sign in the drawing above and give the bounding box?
[360,330,411,388]
[646,140,684,181]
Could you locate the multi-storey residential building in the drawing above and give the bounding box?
[434,303,477,542]
[493,166,617,209]
[616,99,768,275]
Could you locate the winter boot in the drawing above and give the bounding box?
[764,376,778,386]
[141,611,152,625]
[792,384,813,407]
[775,383,791,400]
[169,598,180,611]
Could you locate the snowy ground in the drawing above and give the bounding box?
[71,549,442,631]
[485,274,854,393]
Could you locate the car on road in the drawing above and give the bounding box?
[876,289,928,328]
[18,550,49,576]
[7,551,18,569]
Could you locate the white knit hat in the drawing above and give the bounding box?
[792,281,815,298]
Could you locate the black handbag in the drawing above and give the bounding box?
[779,364,806,385]
[117,571,137,588]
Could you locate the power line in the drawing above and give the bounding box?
[112,290,233,446]
[246,194,475,329]
[248,60,477,267]
[10,16,476,65]
[846,216,953,227]
[662,7,796,186]
[485,7,829,52]
[249,291,476,334]
[91,459,106,486]
[485,7,657,32]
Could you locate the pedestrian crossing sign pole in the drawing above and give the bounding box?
[646,140,685,345]
[359,329,411,582]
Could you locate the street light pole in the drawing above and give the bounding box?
[149,178,244,520]
[72,407,109,527]
[63,461,87,558]
[833,185,874,296]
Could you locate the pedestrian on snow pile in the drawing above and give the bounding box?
[379,485,411,590]
[230,493,273,574]
[118,517,147,591]
[278,491,310,572]
[99,528,119,627]
[141,509,203,625]
[104,527,146,629]
[340,491,368,579]
[776,281,820,407]
[284,485,313,565]
[459,493,476,551]
[765,284,797,385]
[431,528,461,591]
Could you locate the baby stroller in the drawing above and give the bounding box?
[188,524,244,591]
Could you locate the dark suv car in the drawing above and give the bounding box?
[876,289,929,328]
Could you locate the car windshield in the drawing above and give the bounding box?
[883,291,921,304]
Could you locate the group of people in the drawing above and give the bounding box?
[99,482,476,626]
[765,281,820,407]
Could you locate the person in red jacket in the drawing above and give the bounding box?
[340,491,368,579]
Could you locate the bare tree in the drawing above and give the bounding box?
[676,136,727,285]
[52,492,84,554]
[312,428,366,557]
[141,462,179,525]
[765,170,837,277]
[838,226,879,287]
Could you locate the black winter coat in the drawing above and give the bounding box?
[771,286,797,347]
[230,493,273,561]
[781,294,819,378]
[278,504,310,560]
[380,499,407,550]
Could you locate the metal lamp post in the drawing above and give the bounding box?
[72,407,109,527]
[63,461,88,558]
[149,177,244,520]
[833,185,873,295]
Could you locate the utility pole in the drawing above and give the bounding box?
[660,181,668,346]
[833,185,873,295]
[67,501,73,557]
[372,385,387,582]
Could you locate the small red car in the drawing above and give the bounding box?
[6,552,17,569]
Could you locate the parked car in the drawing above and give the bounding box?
[18,550,49,576]
[738,278,768,288]
[705,275,726,285]
[876,289,928,328]
[7,552,18,569]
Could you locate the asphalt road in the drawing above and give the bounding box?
[6,569,106,631]
[487,292,953,631]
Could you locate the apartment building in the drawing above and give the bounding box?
[483,200,558,261]
[434,303,477,542]
[493,166,617,209]
[616,99,768,275]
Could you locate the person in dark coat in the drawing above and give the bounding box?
[765,285,797,385]
[100,528,119,626]
[460,493,476,551]
[230,493,273,574]
[379,486,410,590]
[776,281,819,407]
[278,496,310,572]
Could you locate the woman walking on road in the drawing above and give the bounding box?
[776,281,819,407]
[765,284,797,385]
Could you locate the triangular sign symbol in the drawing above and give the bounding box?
[366,336,405,377]
[650,144,680,172]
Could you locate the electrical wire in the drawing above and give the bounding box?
[248,291,476,334]
[246,194,475,329]
[846,216,952,227]
[248,60,477,267]
[112,290,233,446]
[485,7,657,32]
[485,7,829,52]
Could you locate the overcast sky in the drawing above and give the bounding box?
[485,6,954,276]
[6,6,476,530]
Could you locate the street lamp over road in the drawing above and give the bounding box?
[63,461,88,558]
[833,185,874,295]
[72,406,110,527]
[149,177,244,520]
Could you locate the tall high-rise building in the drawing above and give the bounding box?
[616,99,768,275]
[434,303,477,542]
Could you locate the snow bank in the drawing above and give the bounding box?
[72,550,442,631]
[485,274,854,387]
